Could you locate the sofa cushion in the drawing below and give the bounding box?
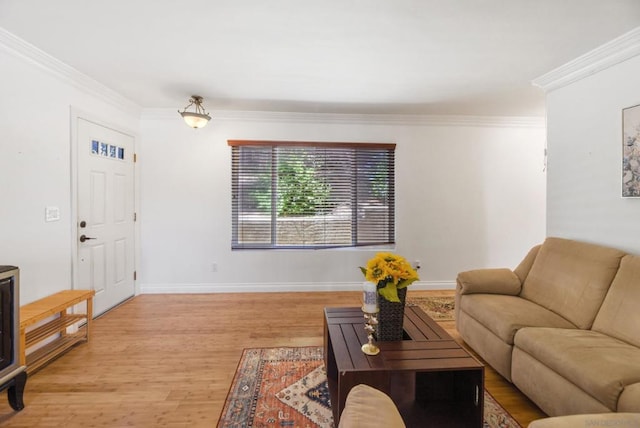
[512,348,611,415]
[592,255,640,348]
[460,294,575,344]
[520,237,625,329]
[513,244,541,283]
[514,327,640,410]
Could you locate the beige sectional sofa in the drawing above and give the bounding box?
[456,237,640,417]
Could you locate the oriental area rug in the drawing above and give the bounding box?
[218,346,521,428]
[406,295,456,321]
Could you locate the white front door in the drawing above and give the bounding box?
[76,118,135,316]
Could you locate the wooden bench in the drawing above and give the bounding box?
[20,289,95,374]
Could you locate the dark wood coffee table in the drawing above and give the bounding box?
[324,305,484,427]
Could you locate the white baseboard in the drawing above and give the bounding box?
[138,280,456,294]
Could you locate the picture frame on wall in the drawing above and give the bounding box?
[622,104,640,198]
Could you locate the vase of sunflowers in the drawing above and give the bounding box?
[360,252,419,341]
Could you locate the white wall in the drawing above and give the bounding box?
[545,51,640,253]
[0,30,140,304]
[139,112,546,292]
[1,27,547,301]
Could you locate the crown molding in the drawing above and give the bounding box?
[533,26,640,92]
[0,26,141,116]
[142,108,545,128]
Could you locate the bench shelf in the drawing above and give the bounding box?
[20,290,95,374]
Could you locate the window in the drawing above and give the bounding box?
[229,140,395,249]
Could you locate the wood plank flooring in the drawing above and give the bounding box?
[0,291,546,427]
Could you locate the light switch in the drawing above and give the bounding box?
[45,206,60,222]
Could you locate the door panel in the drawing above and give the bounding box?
[114,239,126,283]
[91,171,106,225]
[90,244,106,294]
[114,174,126,222]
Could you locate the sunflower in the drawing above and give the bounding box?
[360,253,419,302]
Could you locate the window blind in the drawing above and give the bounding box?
[229,140,395,249]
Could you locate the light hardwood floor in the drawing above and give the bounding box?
[0,291,546,427]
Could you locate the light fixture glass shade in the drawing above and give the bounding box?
[178,95,211,128]
[180,112,210,129]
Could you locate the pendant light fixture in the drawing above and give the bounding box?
[178,95,211,128]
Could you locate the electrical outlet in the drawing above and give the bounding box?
[211,263,218,273]
[414,260,421,270]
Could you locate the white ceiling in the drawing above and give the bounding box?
[1,1,640,116]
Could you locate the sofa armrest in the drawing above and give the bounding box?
[338,384,405,428]
[456,268,522,296]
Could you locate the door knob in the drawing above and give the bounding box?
[79,235,96,243]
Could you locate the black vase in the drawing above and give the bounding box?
[376,287,407,341]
